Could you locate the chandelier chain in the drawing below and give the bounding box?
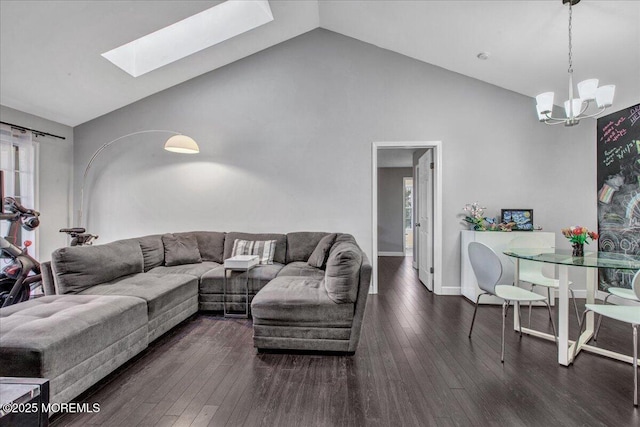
[568,1,573,74]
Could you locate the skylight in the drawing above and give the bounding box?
[102,0,274,77]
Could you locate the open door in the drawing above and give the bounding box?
[417,150,434,291]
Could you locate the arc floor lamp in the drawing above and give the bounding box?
[78,130,199,228]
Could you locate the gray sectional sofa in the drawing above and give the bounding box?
[0,231,371,405]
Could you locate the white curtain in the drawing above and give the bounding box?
[0,123,37,257]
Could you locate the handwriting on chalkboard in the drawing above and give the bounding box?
[600,116,628,144]
[630,105,640,127]
[603,141,636,166]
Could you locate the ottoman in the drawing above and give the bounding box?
[0,295,148,404]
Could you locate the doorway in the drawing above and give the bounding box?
[372,141,442,295]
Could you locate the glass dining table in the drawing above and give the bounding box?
[504,248,640,366]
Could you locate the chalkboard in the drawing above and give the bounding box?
[597,103,640,291]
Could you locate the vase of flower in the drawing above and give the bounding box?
[462,202,487,231]
[562,226,598,257]
[572,242,584,257]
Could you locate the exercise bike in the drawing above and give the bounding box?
[59,227,98,246]
[0,197,42,308]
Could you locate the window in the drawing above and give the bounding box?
[0,124,37,256]
[404,177,413,251]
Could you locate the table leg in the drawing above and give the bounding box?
[513,258,520,331]
[245,273,249,318]
[585,268,595,334]
[558,265,569,365]
[223,268,228,317]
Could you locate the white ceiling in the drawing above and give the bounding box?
[1,0,638,127]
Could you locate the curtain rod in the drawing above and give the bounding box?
[0,120,66,140]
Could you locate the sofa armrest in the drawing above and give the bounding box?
[348,252,372,352]
[40,261,57,295]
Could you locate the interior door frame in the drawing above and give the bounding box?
[371,141,443,295]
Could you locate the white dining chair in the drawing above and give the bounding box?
[573,269,640,405]
[507,236,581,327]
[594,274,640,341]
[468,241,558,362]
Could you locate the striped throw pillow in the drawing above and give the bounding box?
[231,239,277,265]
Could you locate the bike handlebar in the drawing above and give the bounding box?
[4,197,39,217]
[2,197,40,231]
[60,227,86,234]
[0,212,20,221]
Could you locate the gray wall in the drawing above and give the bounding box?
[378,167,412,253]
[0,105,74,261]
[73,29,597,293]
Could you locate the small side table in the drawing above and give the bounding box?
[223,265,255,318]
[0,377,49,426]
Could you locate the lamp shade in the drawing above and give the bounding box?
[577,79,599,101]
[564,99,583,118]
[596,85,615,108]
[535,92,554,114]
[164,135,199,153]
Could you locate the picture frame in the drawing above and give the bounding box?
[501,209,534,231]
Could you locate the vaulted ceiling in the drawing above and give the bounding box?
[1,0,638,127]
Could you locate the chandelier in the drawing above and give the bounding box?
[535,0,615,126]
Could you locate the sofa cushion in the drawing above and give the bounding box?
[224,232,286,264]
[148,261,220,277]
[251,276,354,327]
[176,231,225,263]
[199,263,284,295]
[137,235,165,272]
[0,294,147,380]
[307,233,337,269]
[231,239,277,265]
[324,236,362,303]
[51,240,144,294]
[162,233,202,266]
[79,273,198,321]
[277,262,325,279]
[285,232,331,263]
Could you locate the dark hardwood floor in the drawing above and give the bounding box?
[53,256,638,426]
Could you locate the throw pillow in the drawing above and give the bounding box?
[307,233,337,269]
[162,233,202,266]
[231,239,276,265]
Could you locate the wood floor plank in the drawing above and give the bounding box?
[190,404,219,427]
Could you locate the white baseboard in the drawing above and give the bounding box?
[437,286,461,296]
[378,251,405,257]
